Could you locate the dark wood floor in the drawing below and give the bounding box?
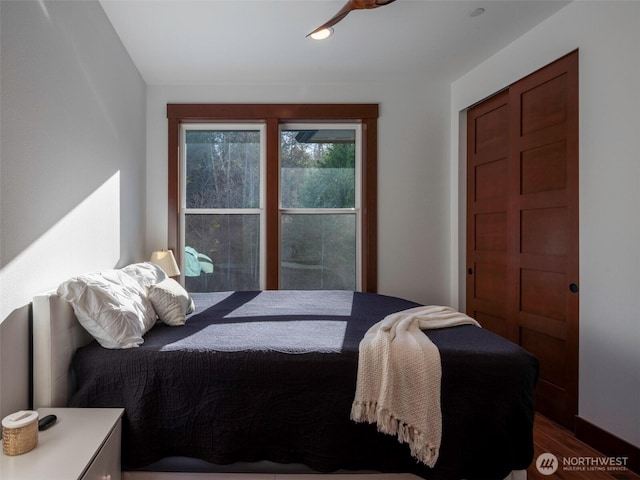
[529,414,639,480]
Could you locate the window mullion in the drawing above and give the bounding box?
[265,117,280,289]
[279,209,358,215]
[184,208,262,215]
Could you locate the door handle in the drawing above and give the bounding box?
[569,283,579,293]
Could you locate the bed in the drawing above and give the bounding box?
[32,284,538,480]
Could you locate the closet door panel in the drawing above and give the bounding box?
[466,91,511,342]
[509,51,579,429]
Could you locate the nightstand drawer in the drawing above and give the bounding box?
[81,420,121,480]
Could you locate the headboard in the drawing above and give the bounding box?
[32,291,92,409]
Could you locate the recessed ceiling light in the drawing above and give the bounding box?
[469,7,485,17]
[310,28,334,40]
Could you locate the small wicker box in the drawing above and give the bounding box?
[2,410,38,456]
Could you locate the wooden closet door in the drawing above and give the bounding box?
[467,51,579,429]
[466,91,511,339]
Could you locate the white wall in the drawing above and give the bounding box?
[0,0,146,418]
[450,0,640,447]
[146,79,452,306]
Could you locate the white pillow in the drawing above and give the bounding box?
[121,262,167,288]
[148,278,195,326]
[57,267,158,349]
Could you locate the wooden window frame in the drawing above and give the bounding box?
[167,104,379,292]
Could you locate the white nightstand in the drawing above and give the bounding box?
[0,408,124,480]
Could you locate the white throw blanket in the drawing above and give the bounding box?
[350,305,481,467]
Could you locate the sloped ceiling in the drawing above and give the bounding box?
[99,0,571,85]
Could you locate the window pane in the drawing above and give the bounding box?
[280,214,356,290]
[185,214,260,292]
[280,129,355,209]
[185,130,260,209]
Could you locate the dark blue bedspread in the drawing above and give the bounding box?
[70,291,538,480]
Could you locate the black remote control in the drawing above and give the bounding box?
[38,414,57,431]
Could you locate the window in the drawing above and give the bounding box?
[167,104,378,292]
[181,125,265,291]
[280,125,360,290]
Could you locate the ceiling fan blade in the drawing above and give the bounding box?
[306,4,353,37]
[306,0,397,37]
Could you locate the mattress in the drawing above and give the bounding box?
[69,290,538,479]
